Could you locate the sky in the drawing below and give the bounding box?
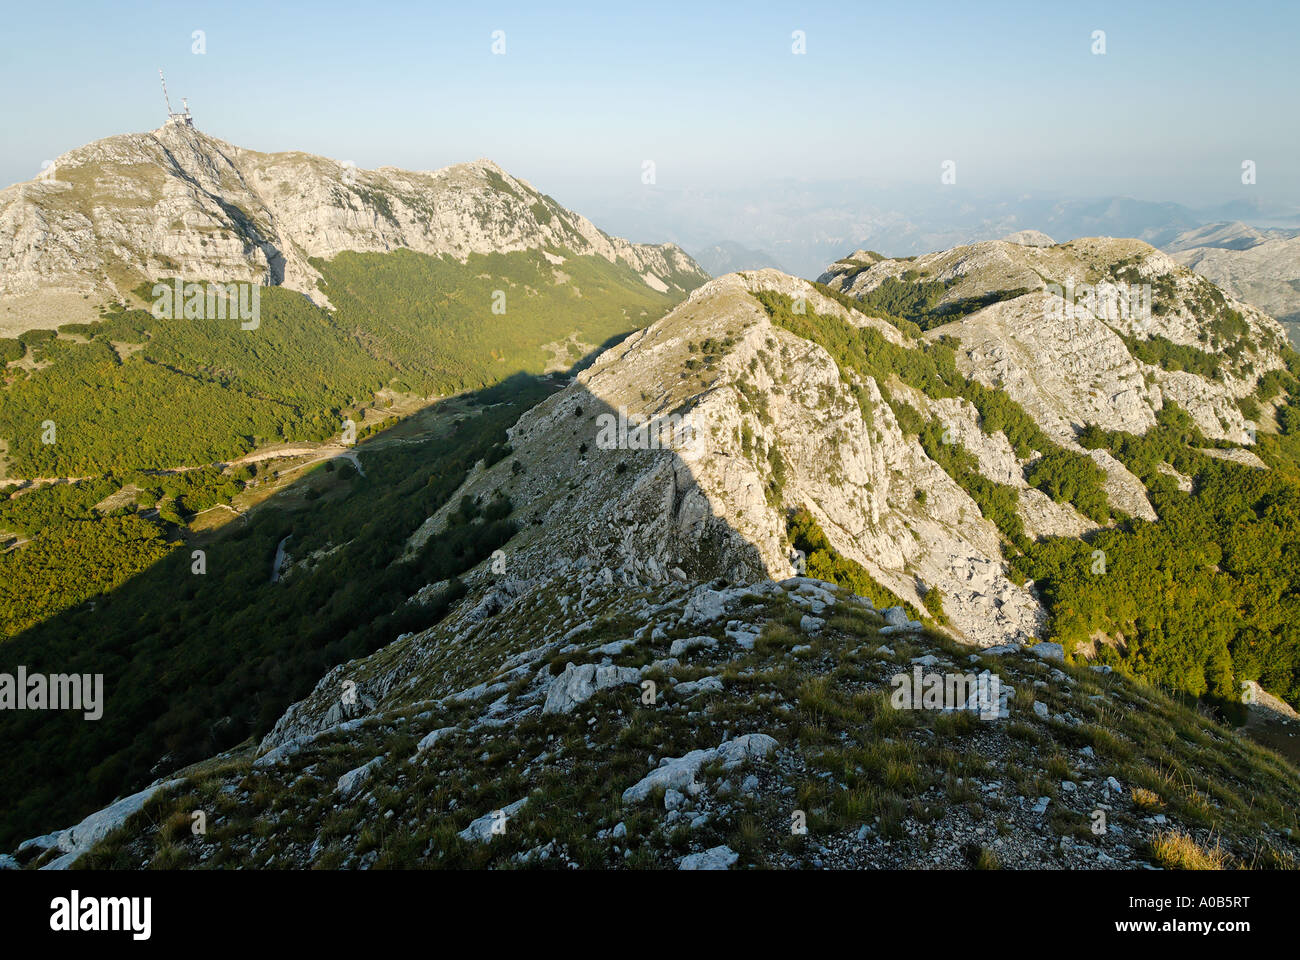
[2,0,1297,247]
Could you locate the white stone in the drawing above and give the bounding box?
[542,662,641,714]
[668,635,718,658]
[336,757,383,798]
[1030,642,1066,663]
[679,845,739,870]
[459,797,529,843]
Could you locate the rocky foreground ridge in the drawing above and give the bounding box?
[9,569,1299,870]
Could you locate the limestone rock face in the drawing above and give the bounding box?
[939,292,1161,440]
[396,243,1287,653]
[408,270,1045,647]
[21,778,184,870]
[821,237,1289,446]
[256,663,387,753]
[0,124,706,332]
[903,389,1099,539]
[1168,224,1300,335]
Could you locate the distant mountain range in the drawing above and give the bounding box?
[581,182,1300,282]
[1165,221,1300,344]
[0,123,705,335]
[689,241,786,277]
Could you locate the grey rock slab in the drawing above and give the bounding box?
[622,734,779,804]
[674,676,724,698]
[669,635,719,658]
[1029,642,1066,663]
[336,757,383,799]
[622,748,717,804]
[679,844,739,870]
[459,797,529,843]
[32,778,185,870]
[882,606,912,628]
[542,662,641,714]
[409,726,457,762]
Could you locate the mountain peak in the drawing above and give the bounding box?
[1001,229,1055,247]
[0,131,707,331]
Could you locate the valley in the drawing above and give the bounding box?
[2,124,1300,875]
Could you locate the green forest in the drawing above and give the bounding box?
[0,249,696,846]
[0,376,549,848]
[314,247,686,395]
[0,248,692,640]
[1015,404,1300,706]
[0,248,685,479]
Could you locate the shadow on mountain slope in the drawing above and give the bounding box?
[44,374,1300,870]
[0,370,560,846]
[0,340,793,851]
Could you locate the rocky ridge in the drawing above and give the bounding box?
[0,123,706,331]
[821,237,1288,446]
[407,269,1044,648]
[13,568,1299,870]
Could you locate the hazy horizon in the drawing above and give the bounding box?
[5,0,1298,273]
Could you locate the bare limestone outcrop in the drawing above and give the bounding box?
[0,123,705,331]
[820,237,1288,448]
[408,270,1045,647]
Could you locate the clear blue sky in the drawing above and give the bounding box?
[3,0,1297,210]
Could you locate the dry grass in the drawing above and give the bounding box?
[1131,786,1163,810]
[1150,829,1228,870]
[973,846,1001,870]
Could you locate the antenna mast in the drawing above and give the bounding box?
[158,69,193,127]
[159,69,174,115]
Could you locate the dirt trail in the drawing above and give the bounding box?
[1,441,377,488]
[0,394,465,490]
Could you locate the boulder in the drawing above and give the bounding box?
[622,734,779,804]
[542,663,641,714]
[679,844,739,870]
[1030,642,1066,663]
[336,757,383,798]
[459,797,529,843]
[669,635,718,658]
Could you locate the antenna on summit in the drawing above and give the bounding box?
[158,69,193,127]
